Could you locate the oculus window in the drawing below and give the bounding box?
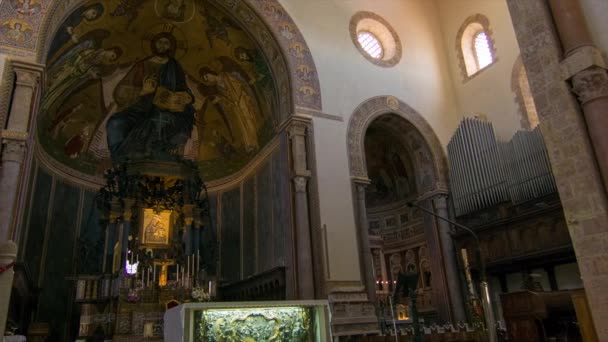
[350,11,402,67]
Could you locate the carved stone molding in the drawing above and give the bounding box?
[287,123,308,139]
[287,116,312,177]
[346,96,448,187]
[561,46,607,80]
[328,288,380,336]
[1,139,26,163]
[571,67,608,104]
[14,68,40,89]
[0,240,18,264]
[430,193,449,211]
[0,130,28,141]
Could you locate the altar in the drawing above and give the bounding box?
[164,301,331,341]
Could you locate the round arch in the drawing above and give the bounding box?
[347,95,465,322]
[34,0,322,114]
[347,95,448,192]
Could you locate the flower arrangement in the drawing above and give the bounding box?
[191,287,210,302]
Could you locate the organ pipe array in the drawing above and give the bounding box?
[501,128,556,204]
[447,118,556,216]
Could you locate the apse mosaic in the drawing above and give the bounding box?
[37,0,278,180]
[364,124,416,208]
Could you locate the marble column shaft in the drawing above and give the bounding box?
[0,62,42,242]
[432,195,466,323]
[104,204,121,274]
[288,121,315,299]
[0,241,17,337]
[354,180,376,302]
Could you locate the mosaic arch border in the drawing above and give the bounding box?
[346,96,448,190]
[34,0,322,113]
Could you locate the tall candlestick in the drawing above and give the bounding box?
[147,267,150,287]
[177,264,180,286]
[187,255,190,285]
[196,251,200,286]
[153,265,156,284]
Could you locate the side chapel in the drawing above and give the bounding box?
[0,0,607,341]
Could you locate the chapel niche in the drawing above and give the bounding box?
[363,114,437,317]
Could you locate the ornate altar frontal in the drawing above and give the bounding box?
[164,301,331,342]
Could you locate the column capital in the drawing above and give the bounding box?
[351,177,371,187]
[287,122,308,139]
[431,194,449,211]
[417,188,449,202]
[279,114,313,134]
[122,199,136,221]
[0,240,17,264]
[1,139,26,163]
[292,175,309,193]
[109,200,123,222]
[10,59,44,89]
[572,67,608,104]
[560,46,607,80]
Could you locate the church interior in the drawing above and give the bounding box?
[0,0,607,341]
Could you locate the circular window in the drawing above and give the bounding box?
[350,11,402,67]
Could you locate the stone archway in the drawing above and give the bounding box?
[347,96,448,188]
[346,95,465,322]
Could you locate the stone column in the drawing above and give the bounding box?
[432,194,466,323]
[352,179,376,302]
[183,204,195,256]
[288,120,315,299]
[0,241,17,337]
[104,201,121,274]
[549,0,608,192]
[379,248,389,292]
[0,61,43,242]
[507,1,608,339]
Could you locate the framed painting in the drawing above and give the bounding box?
[140,208,173,247]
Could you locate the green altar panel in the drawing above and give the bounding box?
[164,301,331,342]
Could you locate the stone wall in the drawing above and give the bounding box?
[507,0,608,338]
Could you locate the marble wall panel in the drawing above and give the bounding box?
[256,159,273,272]
[37,179,79,341]
[221,188,241,282]
[272,146,288,266]
[22,166,52,284]
[242,176,256,278]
